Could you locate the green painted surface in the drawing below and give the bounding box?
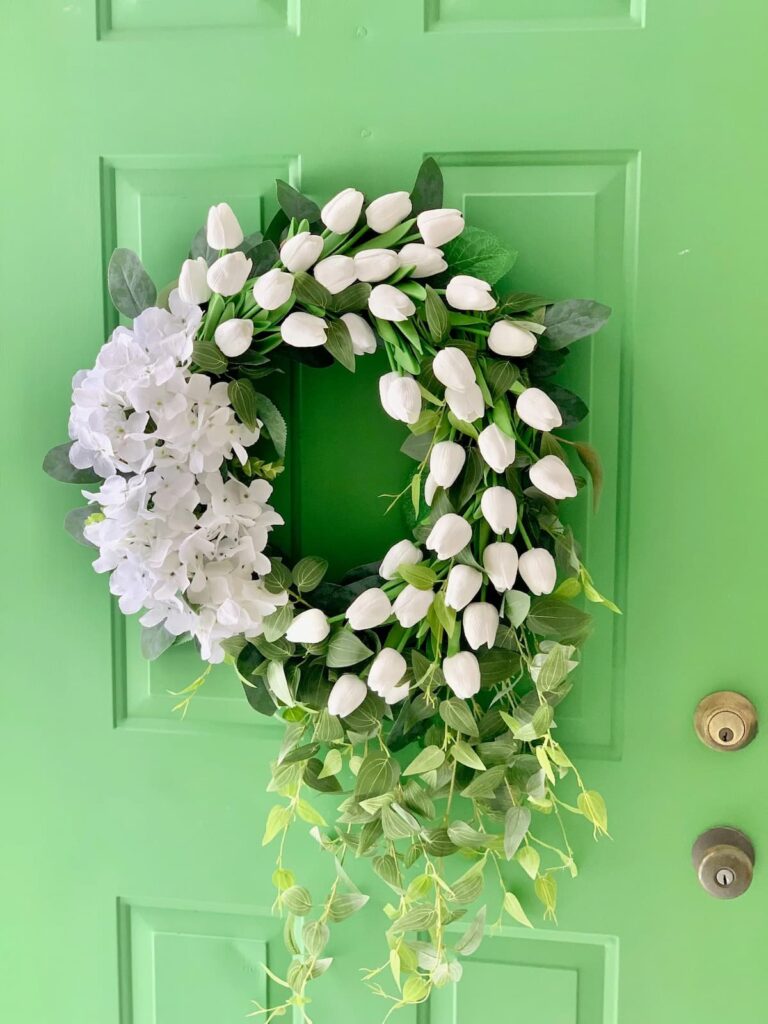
[2,2,768,1021]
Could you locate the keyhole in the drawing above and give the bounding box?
[718,727,735,744]
[715,867,735,887]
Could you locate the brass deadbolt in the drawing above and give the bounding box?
[694,691,757,751]
[692,827,755,899]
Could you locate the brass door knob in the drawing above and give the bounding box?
[694,691,757,751]
[692,827,755,899]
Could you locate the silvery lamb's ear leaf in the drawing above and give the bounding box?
[410,157,444,215]
[107,248,157,318]
[43,442,100,484]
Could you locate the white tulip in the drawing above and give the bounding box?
[462,603,499,651]
[478,424,516,474]
[206,202,243,250]
[445,274,496,312]
[253,268,293,310]
[445,383,484,422]
[489,320,537,357]
[178,257,212,305]
[321,187,364,234]
[354,248,399,283]
[417,208,464,247]
[481,486,518,535]
[346,588,392,630]
[483,542,519,592]
[341,312,376,355]
[378,371,421,424]
[430,441,466,487]
[397,243,447,278]
[286,608,330,644]
[366,191,412,233]
[327,674,367,717]
[369,284,416,322]
[367,647,407,695]
[214,318,253,358]
[280,231,324,273]
[433,347,476,391]
[207,252,252,296]
[314,254,356,295]
[443,651,481,699]
[393,585,434,627]
[518,548,557,595]
[426,512,472,560]
[529,455,577,499]
[379,539,422,580]
[445,565,483,611]
[280,311,328,348]
[424,472,438,507]
[384,682,410,704]
[516,388,563,431]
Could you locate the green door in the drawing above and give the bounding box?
[3,2,767,1022]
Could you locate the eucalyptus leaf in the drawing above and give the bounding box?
[140,622,176,661]
[43,443,100,484]
[63,505,98,546]
[107,248,157,318]
[543,299,611,347]
[249,239,280,276]
[276,180,321,223]
[410,157,444,215]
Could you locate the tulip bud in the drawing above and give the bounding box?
[393,584,434,628]
[367,646,407,695]
[178,257,212,305]
[207,251,252,296]
[379,539,423,580]
[445,565,483,611]
[379,371,421,424]
[285,608,330,644]
[214,318,253,358]
[313,254,356,295]
[488,320,537,357]
[516,388,563,431]
[346,587,392,630]
[341,312,376,355]
[445,274,496,312]
[529,455,577,499]
[478,424,516,474]
[481,486,518,535]
[429,440,466,487]
[397,243,447,278]
[206,202,243,250]
[321,187,364,234]
[280,311,328,348]
[426,512,472,560]
[365,191,412,233]
[443,651,481,699]
[445,383,484,423]
[369,284,416,322]
[354,248,400,283]
[424,472,438,507]
[483,542,519,592]
[327,673,367,718]
[416,208,464,247]
[518,548,557,595]
[433,347,476,391]
[462,602,499,651]
[253,268,293,310]
[384,682,410,704]
[280,231,324,273]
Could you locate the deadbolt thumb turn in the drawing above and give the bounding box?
[692,827,755,899]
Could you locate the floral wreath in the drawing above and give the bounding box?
[45,159,618,1020]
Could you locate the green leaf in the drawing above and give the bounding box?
[403,744,445,776]
[227,378,259,430]
[263,557,292,594]
[577,789,609,836]
[401,974,431,1004]
[293,556,329,593]
[477,647,519,685]
[188,225,217,264]
[451,739,486,771]
[355,751,400,799]
[401,432,433,462]
[504,807,531,860]
[343,691,386,735]
[262,805,291,845]
[43,443,100,484]
[192,338,228,374]
[484,359,520,401]
[422,827,457,857]
[424,285,449,343]
[502,891,533,928]
[439,698,479,737]
[328,891,369,922]
[527,598,592,641]
[504,590,531,628]
[388,906,436,935]
[64,506,97,546]
[293,271,332,310]
[543,299,611,348]
[326,628,373,668]
[325,319,356,372]
[516,845,540,880]
[574,441,604,512]
[455,447,484,510]
[446,821,492,851]
[451,863,485,904]
[283,886,312,916]
[410,157,444,215]
[356,218,416,252]
[253,391,287,457]
[381,802,421,840]
[249,239,280,276]
[302,920,329,957]
[304,757,342,793]
[461,763,506,798]
[534,873,558,921]
[262,603,294,642]
[544,384,588,428]
[237,646,276,716]
[140,623,175,661]
[276,180,321,223]
[442,226,517,284]
[107,248,156,318]
[397,563,438,590]
[532,644,570,693]
[325,281,372,314]
[318,749,342,779]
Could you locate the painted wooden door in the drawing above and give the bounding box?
[3,2,767,1022]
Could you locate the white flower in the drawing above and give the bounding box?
[369,284,416,322]
[443,651,481,699]
[462,603,499,651]
[424,472,438,506]
[214,318,253,358]
[432,347,475,391]
[397,243,447,278]
[280,232,324,273]
[445,383,484,422]
[314,254,356,294]
[417,208,464,247]
[529,455,577,499]
[393,584,434,627]
[366,191,412,233]
[206,202,243,250]
[379,372,421,424]
[445,275,496,312]
[430,440,465,487]
[346,587,392,630]
[281,311,328,348]
[489,320,537,357]
[207,252,252,296]
[478,424,516,473]
[380,539,422,580]
[516,388,562,431]
[354,248,399,283]
[321,187,364,234]
[445,565,482,611]
[483,542,519,592]
[480,486,517,535]
[253,268,293,310]
[426,512,472,559]
[367,647,407,695]
[341,313,376,355]
[327,673,367,717]
[178,257,212,305]
[518,548,557,595]
[384,682,409,705]
[286,608,330,644]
